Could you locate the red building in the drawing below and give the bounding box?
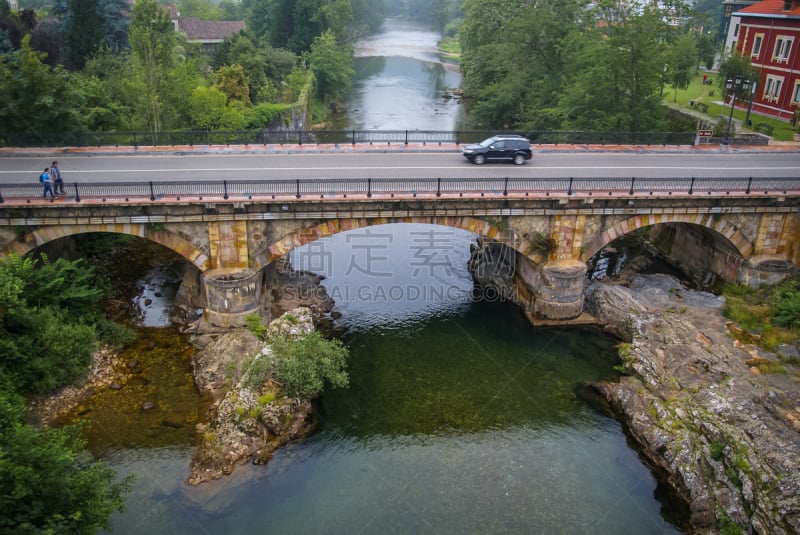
[734,0,800,121]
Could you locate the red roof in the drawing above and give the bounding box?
[737,0,800,17]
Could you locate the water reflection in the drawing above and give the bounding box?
[331,18,465,131]
[96,223,685,534]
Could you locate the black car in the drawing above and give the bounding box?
[461,135,532,165]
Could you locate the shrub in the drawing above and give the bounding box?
[271,331,349,398]
[772,283,800,329]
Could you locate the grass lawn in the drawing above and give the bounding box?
[437,37,460,63]
[663,72,797,141]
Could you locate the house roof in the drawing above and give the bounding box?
[735,0,800,18]
[178,18,245,42]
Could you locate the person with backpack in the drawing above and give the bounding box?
[39,167,54,200]
[50,161,65,195]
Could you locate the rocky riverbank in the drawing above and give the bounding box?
[585,274,800,534]
[188,307,320,485]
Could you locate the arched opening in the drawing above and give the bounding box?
[21,232,202,327]
[587,223,745,289]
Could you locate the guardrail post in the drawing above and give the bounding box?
[629,177,635,195]
[567,177,573,196]
[223,180,229,200]
[149,181,155,201]
[352,131,356,146]
[73,183,81,203]
[367,178,372,198]
[746,177,752,194]
[503,177,508,196]
[296,179,301,199]
[405,130,409,146]
[436,178,441,197]
[688,177,695,195]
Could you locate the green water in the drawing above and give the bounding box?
[92,224,685,534]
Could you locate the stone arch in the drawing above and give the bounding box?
[1,224,210,271]
[251,216,547,271]
[581,213,754,262]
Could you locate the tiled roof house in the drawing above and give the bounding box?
[164,4,245,53]
[733,0,800,120]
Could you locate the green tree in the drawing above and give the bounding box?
[97,0,129,52]
[0,254,106,394]
[188,84,245,129]
[0,389,132,534]
[212,32,297,103]
[307,29,353,104]
[269,331,349,397]
[0,35,84,139]
[668,33,698,102]
[128,0,175,133]
[717,51,761,96]
[560,0,669,132]
[460,0,585,129]
[215,63,250,104]
[76,49,136,130]
[64,0,104,69]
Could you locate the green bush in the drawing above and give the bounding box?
[772,283,800,329]
[0,389,132,534]
[270,331,349,398]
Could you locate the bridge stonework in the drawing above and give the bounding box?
[0,195,797,324]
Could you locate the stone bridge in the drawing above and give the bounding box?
[0,185,798,326]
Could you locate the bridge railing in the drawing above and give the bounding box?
[2,177,799,205]
[0,129,698,148]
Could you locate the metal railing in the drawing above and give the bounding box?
[2,176,799,205]
[0,129,698,148]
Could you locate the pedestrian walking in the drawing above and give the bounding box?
[39,167,55,200]
[50,160,65,195]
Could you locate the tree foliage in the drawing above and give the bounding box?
[64,0,104,69]
[460,0,699,132]
[0,252,133,532]
[270,331,349,398]
[307,29,353,104]
[0,389,132,534]
[128,0,175,132]
[0,35,84,138]
[0,254,106,394]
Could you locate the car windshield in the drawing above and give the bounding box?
[479,137,499,147]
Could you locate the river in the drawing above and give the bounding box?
[329,18,467,131]
[71,19,688,534]
[74,222,687,534]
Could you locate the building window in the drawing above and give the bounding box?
[793,81,800,104]
[734,23,740,37]
[753,34,764,56]
[764,75,784,102]
[774,37,793,61]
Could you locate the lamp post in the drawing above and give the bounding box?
[722,75,750,147]
[745,80,757,128]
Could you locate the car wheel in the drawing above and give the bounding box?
[473,154,486,165]
[513,154,526,165]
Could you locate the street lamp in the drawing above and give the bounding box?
[722,75,751,147]
[745,80,757,127]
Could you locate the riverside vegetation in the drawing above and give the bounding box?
[0,253,134,534]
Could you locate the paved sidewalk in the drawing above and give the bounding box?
[1,140,800,157]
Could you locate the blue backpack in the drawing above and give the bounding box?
[39,173,47,183]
